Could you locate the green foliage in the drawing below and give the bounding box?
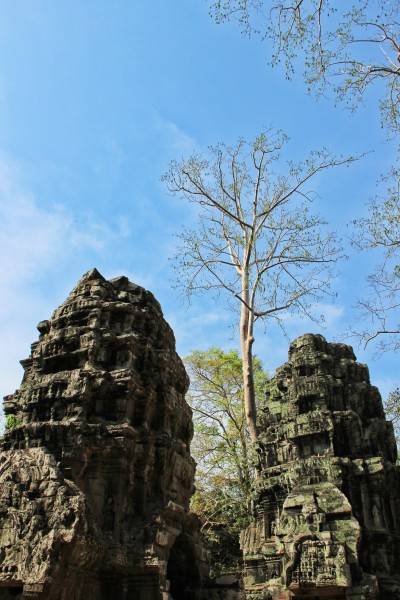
[209,3,400,354]
[350,166,400,352]
[385,386,400,464]
[186,347,269,572]
[209,0,400,135]
[5,414,20,429]
[191,487,247,574]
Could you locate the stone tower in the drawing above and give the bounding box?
[0,269,209,600]
[241,334,400,600]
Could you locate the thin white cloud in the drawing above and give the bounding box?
[168,306,233,356]
[152,114,199,155]
[278,302,344,331]
[0,155,130,287]
[314,303,345,329]
[0,153,130,429]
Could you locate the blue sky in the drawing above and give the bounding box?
[0,1,398,430]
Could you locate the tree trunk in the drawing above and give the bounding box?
[240,293,258,444]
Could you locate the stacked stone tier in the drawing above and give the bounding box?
[241,334,400,600]
[0,269,209,600]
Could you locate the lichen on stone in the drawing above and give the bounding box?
[241,333,400,600]
[0,269,209,600]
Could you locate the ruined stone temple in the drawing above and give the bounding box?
[0,269,211,600]
[241,334,400,600]
[2,275,400,600]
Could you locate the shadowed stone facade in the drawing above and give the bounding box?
[2,277,399,600]
[241,334,400,600]
[0,269,209,600]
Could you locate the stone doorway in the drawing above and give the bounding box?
[293,592,345,600]
[0,588,24,599]
[167,534,200,600]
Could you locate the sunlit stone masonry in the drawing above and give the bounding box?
[0,269,212,600]
[241,333,400,600]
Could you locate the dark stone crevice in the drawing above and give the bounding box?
[242,333,400,600]
[0,269,210,600]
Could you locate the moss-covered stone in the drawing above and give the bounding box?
[0,269,210,600]
[241,333,400,600]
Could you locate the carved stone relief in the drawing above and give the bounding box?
[241,334,400,600]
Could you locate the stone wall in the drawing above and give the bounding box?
[241,334,400,600]
[0,269,209,600]
[3,276,399,600]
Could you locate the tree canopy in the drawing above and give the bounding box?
[164,129,356,441]
[351,166,400,352]
[209,0,400,135]
[385,385,400,453]
[186,347,268,572]
[209,0,400,359]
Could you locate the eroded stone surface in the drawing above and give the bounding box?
[1,269,209,600]
[241,334,400,600]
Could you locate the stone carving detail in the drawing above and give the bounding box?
[0,269,209,600]
[241,334,400,600]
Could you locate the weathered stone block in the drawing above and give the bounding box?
[0,269,209,600]
[242,334,400,600]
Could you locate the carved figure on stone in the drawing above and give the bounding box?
[0,269,215,600]
[241,333,400,600]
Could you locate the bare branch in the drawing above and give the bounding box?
[166,128,351,440]
[208,0,400,134]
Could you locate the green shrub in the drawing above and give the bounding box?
[5,414,20,429]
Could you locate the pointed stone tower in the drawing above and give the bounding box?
[0,269,209,600]
[241,334,400,600]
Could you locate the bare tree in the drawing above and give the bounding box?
[351,166,400,352]
[209,0,400,135]
[163,130,356,441]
